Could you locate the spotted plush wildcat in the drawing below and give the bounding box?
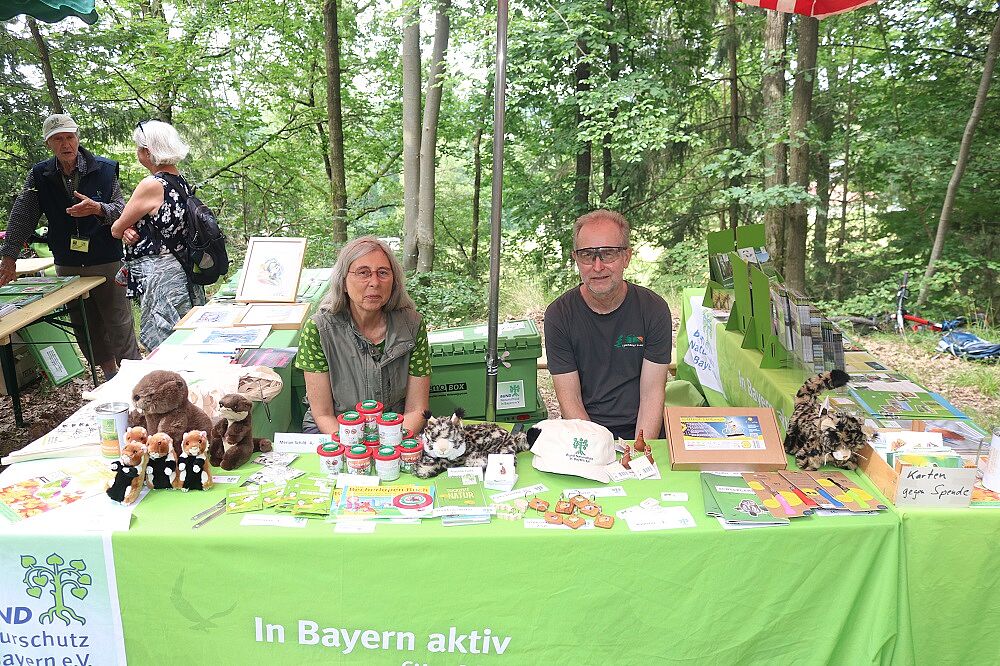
[413,408,529,479]
[784,369,867,471]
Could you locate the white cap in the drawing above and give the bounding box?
[529,419,616,483]
[42,114,78,141]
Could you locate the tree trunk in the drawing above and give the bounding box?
[727,1,740,229]
[917,14,1000,306]
[309,61,333,182]
[401,2,421,270]
[416,0,452,272]
[811,87,834,277]
[600,0,618,205]
[834,46,856,301]
[784,16,818,293]
[573,38,592,214]
[471,81,493,277]
[27,18,63,115]
[762,10,788,274]
[323,0,348,243]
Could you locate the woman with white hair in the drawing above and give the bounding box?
[111,120,206,350]
[296,236,431,435]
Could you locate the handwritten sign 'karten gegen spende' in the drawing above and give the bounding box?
[895,466,976,507]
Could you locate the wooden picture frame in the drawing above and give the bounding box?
[236,303,310,330]
[235,237,307,303]
[173,304,247,329]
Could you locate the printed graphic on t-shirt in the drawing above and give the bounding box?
[614,333,645,349]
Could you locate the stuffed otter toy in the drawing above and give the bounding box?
[210,393,273,470]
[131,370,213,458]
[145,432,178,490]
[176,430,213,491]
[106,442,147,504]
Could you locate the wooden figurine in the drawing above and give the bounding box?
[595,514,615,529]
[554,500,575,515]
[528,497,550,512]
[633,429,647,454]
[621,444,632,470]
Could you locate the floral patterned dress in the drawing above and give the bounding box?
[124,172,205,350]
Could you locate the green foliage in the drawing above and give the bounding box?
[406,271,486,329]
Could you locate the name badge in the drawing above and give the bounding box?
[70,236,90,253]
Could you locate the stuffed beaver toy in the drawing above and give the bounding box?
[106,442,147,504]
[210,393,273,470]
[145,432,177,490]
[176,430,213,491]
[131,370,213,458]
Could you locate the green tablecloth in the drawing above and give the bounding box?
[677,287,1000,665]
[112,442,902,664]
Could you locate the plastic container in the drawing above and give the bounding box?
[398,438,423,474]
[345,445,372,476]
[377,411,405,448]
[337,411,365,447]
[374,446,401,482]
[428,319,541,419]
[356,400,384,436]
[317,442,346,475]
[363,432,381,459]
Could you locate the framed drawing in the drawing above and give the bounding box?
[236,303,310,330]
[174,304,247,329]
[236,237,307,303]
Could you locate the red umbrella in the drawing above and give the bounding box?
[734,0,875,18]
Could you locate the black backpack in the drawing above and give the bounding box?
[158,173,229,286]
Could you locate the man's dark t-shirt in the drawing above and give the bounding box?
[544,282,672,439]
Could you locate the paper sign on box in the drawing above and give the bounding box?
[894,466,976,507]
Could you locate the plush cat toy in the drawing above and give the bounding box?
[784,369,868,471]
[209,393,273,470]
[414,408,529,478]
[176,430,213,492]
[106,442,147,504]
[145,432,178,490]
[131,370,213,458]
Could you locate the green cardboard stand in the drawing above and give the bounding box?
[19,321,86,386]
[728,251,752,336]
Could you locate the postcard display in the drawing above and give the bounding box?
[700,225,991,507]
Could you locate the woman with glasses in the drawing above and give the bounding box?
[296,236,431,435]
[111,120,206,350]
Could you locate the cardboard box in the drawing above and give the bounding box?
[665,406,787,471]
[858,441,975,507]
[0,344,41,396]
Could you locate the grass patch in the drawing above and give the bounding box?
[951,367,1000,398]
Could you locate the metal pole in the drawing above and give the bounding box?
[485,0,509,422]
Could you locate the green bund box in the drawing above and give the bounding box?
[429,319,542,419]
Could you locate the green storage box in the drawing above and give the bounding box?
[428,319,542,419]
[495,390,548,427]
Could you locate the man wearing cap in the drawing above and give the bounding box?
[544,209,671,440]
[0,114,140,379]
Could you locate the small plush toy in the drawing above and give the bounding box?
[176,430,213,492]
[131,370,213,457]
[145,432,178,490]
[106,442,147,504]
[784,370,868,471]
[414,408,529,479]
[209,393,273,470]
[124,425,148,448]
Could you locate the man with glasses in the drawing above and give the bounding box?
[544,210,671,439]
[0,114,140,380]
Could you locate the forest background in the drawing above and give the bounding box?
[1,0,998,328]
